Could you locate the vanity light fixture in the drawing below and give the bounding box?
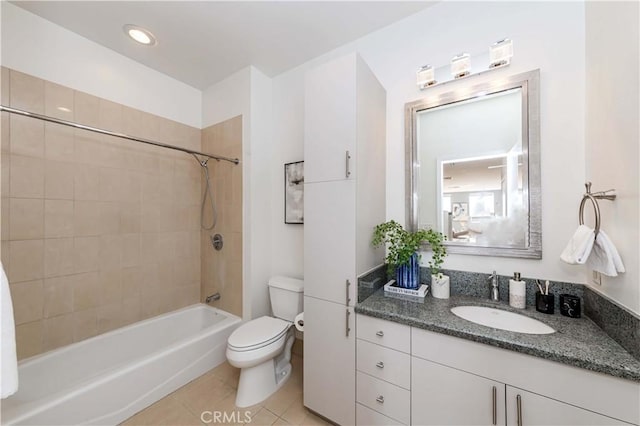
[123,24,157,46]
[451,53,471,79]
[416,65,436,89]
[489,39,514,68]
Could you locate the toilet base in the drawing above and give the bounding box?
[234,333,295,408]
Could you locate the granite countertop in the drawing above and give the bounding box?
[355,289,640,382]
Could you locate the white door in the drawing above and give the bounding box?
[506,386,628,426]
[303,296,355,425]
[304,180,356,305]
[412,357,506,426]
[304,53,356,184]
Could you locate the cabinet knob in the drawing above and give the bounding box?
[376,395,384,404]
[376,361,384,369]
[376,330,384,337]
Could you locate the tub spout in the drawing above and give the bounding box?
[205,293,221,304]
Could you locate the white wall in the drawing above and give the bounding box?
[270,2,590,291]
[1,2,201,128]
[201,65,274,320]
[585,1,640,314]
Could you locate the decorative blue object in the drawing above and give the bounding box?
[396,252,420,289]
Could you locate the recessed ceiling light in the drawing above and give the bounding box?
[123,24,157,46]
[56,106,72,113]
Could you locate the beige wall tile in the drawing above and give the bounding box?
[142,173,173,204]
[73,236,100,273]
[44,160,74,200]
[15,320,43,359]
[97,167,123,202]
[99,268,122,305]
[1,201,9,242]
[10,115,44,158]
[2,145,10,198]
[1,67,9,106]
[43,313,74,351]
[98,99,123,132]
[10,280,43,325]
[44,124,74,162]
[73,201,101,236]
[10,154,44,198]
[120,170,141,203]
[73,164,100,201]
[44,237,74,278]
[96,302,123,333]
[43,276,74,318]
[44,199,74,238]
[10,70,44,114]
[122,266,142,299]
[9,239,43,283]
[72,271,100,310]
[99,234,122,271]
[98,202,120,235]
[73,308,97,341]
[121,297,141,326]
[74,91,100,127]
[9,198,44,240]
[121,233,140,267]
[44,82,74,120]
[119,202,141,233]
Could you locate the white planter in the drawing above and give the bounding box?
[431,274,450,299]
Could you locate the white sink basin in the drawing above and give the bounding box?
[451,306,555,335]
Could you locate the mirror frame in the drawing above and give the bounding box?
[405,69,541,259]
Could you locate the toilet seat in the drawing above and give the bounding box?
[228,316,290,352]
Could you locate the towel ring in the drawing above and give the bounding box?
[579,193,601,237]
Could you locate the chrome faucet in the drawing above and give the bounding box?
[488,271,499,301]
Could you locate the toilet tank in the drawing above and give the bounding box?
[268,276,304,322]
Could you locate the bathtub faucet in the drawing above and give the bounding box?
[205,293,221,304]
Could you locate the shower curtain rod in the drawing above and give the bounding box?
[0,105,240,165]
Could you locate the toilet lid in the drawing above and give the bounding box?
[228,316,290,351]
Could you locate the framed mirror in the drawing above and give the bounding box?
[405,70,541,258]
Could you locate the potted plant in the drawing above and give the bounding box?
[372,220,447,294]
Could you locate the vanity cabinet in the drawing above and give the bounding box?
[354,314,639,426]
[356,315,411,426]
[505,387,629,426]
[412,357,505,426]
[303,52,386,426]
[411,327,638,426]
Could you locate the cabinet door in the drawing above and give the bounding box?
[303,296,355,425]
[304,53,356,183]
[304,180,356,305]
[506,387,629,426]
[412,357,506,426]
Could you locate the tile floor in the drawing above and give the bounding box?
[122,355,330,425]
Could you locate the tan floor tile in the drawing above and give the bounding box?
[121,395,202,426]
[272,418,291,426]
[247,408,278,426]
[299,412,331,426]
[280,396,308,426]
[173,372,235,416]
[263,384,301,417]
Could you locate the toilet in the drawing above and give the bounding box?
[226,276,304,407]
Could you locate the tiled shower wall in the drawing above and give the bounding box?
[0,68,203,359]
[200,117,243,318]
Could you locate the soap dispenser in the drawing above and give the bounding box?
[509,272,526,309]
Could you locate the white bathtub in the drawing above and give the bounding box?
[1,304,241,425]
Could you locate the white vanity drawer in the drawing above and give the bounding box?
[357,371,410,425]
[357,403,405,426]
[356,314,411,353]
[357,339,410,389]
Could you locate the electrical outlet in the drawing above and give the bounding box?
[592,270,602,286]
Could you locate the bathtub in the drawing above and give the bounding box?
[1,304,241,425]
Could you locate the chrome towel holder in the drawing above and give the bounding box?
[579,182,616,238]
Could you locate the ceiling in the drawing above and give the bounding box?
[13,1,434,90]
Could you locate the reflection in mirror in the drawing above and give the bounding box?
[406,70,540,258]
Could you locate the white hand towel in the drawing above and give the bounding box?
[1,261,18,398]
[587,230,626,277]
[560,225,595,265]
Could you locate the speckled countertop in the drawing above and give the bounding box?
[355,289,640,382]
